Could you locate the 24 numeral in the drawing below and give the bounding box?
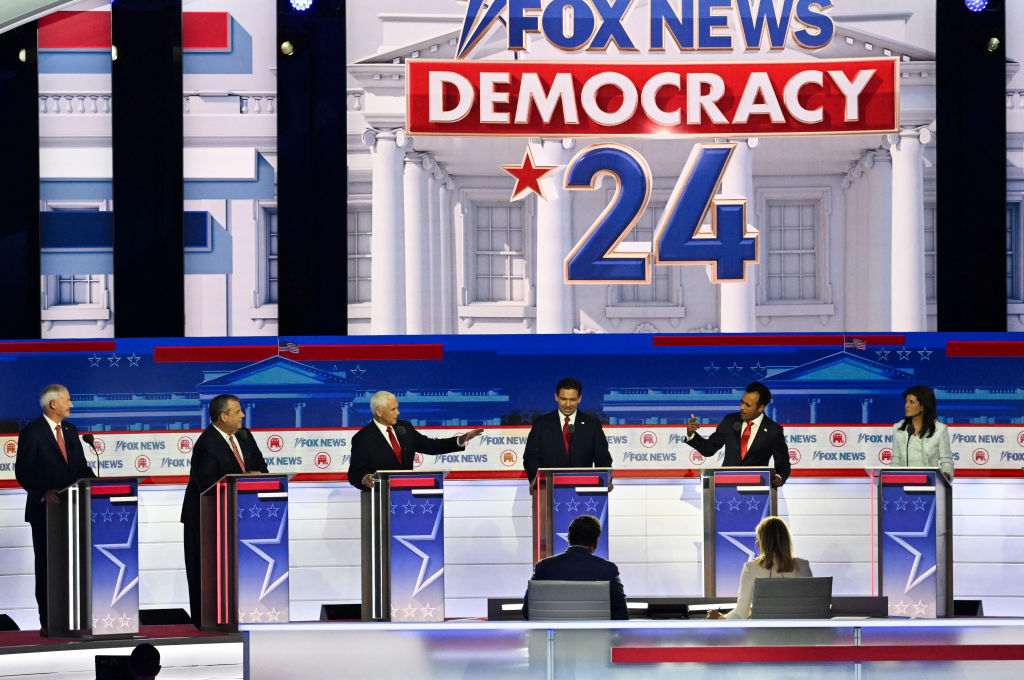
[564,143,758,284]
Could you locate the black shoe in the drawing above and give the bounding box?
[39,627,48,638]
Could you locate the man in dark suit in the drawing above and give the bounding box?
[15,384,96,635]
[347,390,484,490]
[180,394,269,628]
[348,390,483,618]
[523,377,612,485]
[685,381,791,486]
[523,514,628,620]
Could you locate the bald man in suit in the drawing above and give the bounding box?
[180,394,269,628]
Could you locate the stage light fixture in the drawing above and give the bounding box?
[290,0,313,10]
[964,0,988,11]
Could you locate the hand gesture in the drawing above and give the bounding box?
[687,414,699,436]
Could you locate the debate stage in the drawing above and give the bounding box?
[239,618,1024,679]
[0,625,242,679]
[4,618,1024,679]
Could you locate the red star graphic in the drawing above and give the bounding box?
[501,147,556,202]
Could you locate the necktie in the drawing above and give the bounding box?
[562,416,571,454]
[387,426,402,464]
[228,434,247,473]
[740,420,754,460]
[55,425,68,463]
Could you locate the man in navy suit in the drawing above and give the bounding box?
[15,384,96,635]
[685,381,791,487]
[349,390,483,618]
[180,394,269,628]
[523,514,628,620]
[347,390,484,490]
[523,377,612,485]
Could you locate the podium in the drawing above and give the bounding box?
[364,470,447,622]
[200,473,290,632]
[531,468,612,563]
[702,468,777,597]
[46,477,140,639]
[877,469,953,618]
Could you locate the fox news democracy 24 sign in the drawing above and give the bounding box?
[407,1,898,138]
[2,426,1022,479]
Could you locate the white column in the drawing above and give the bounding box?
[403,154,434,334]
[857,149,894,330]
[293,402,305,428]
[860,398,873,424]
[427,164,443,332]
[245,402,255,425]
[340,402,350,428]
[363,129,409,334]
[888,128,931,331]
[438,175,456,334]
[533,138,575,333]
[809,398,821,424]
[718,138,758,332]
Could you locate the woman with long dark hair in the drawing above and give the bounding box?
[892,385,953,481]
[707,516,812,619]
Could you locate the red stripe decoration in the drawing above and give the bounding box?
[153,343,444,362]
[90,485,132,496]
[0,340,115,353]
[38,11,110,49]
[553,475,601,485]
[236,480,282,492]
[389,478,438,489]
[154,346,277,363]
[611,644,1024,664]
[715,474,764,484]
[653,334,904,347]
[946,341,1024,357]
[181,12,231,50]
[881,474,929,485]
[39,11,230,51]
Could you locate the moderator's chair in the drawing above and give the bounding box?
[526,580,611,621]
[750,576,833,619]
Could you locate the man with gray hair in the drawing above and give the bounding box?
[348,391,484,490]
[349,390,484,619]
[15,384,95,636]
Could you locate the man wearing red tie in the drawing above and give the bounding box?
[348,390,483,618]
[348,390,484,491]
[523,377,612,487]
[685,381,790,487]
[15,384,96,636]
[180,394,269,628]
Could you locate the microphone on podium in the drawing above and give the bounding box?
[83,433,100,477]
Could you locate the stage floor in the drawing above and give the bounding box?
[0,625,242,680]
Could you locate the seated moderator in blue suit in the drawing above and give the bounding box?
[523,514,629,620]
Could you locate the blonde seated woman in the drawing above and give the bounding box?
[707,516,812,619]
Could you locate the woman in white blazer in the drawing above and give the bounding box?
[708,516,812,619]
[891,385,953,481]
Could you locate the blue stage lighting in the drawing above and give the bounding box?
[964,0,988,11]
[290,0,313,11]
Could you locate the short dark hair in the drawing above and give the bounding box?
[209,394,240,423]
[745,381,771,407]
[130,642,160,676]
[567,514,602,547]
[555,377,583,396]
